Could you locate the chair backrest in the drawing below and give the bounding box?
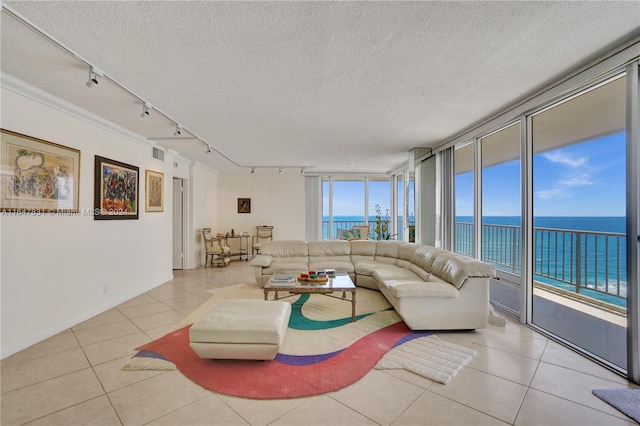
[255,225,274,241]
[352,225,370,240]
[202,228,214,248]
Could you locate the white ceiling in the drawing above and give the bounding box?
[2,1,639,174]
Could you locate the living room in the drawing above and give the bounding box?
[2,2,640,424]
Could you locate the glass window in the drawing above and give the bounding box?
[481,123,522,314]
[368,178,392,240]
[455,142,475,256]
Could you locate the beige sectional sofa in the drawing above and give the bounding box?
[249,240,497,330]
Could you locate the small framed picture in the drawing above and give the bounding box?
[238,198,251,213]
[145,169,164,212]
[94,155,139,220]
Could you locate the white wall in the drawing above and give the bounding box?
[191,163,218,267]
[0,77,305,358]
[217,171,305,243]
[0,79,174,358]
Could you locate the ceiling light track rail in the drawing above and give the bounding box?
[249,166,312,175]
[1,3,241,165]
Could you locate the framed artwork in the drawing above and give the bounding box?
[94,155,139,220]
[0,129,80,212]
[145,169,164,212]
[238,198,251,213]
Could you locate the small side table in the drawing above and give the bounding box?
[223,234,250,261]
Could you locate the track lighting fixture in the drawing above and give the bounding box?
[173,124,182,136]
[278,168,283,175]
[85,66,98,89]
[251,168,255,175]
[140,103,150,119]
[205,145,212,154]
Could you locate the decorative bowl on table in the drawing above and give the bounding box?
[298,271,329,283]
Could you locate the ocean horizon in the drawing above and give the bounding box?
[325,215,626,234]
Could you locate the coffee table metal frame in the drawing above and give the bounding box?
[264,272,357,322]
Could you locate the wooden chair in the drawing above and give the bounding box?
[202,228,231,267]
[252,226,274,257]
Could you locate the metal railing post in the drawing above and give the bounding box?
[576,232,582,294]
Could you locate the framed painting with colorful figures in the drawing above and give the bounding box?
[0,129,80,212]
[145,169,164,212]
[94,155,139,220]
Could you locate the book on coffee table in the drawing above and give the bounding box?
[270,275,296,286]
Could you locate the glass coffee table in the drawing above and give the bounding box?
[264,271,357,322]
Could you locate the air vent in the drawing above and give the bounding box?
[152,147,165,161]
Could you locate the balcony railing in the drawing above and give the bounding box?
[324,220,626,306]
[455,222,627,307]
[323,219,414,241]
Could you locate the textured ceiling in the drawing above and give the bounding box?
[1,1,639,174]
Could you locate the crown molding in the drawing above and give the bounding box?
[1,72,157,149]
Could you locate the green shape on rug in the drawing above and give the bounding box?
[288,293,373,330]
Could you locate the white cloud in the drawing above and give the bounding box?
[543,151,587,168]
[537,188,568,200]
[558,173,596,187]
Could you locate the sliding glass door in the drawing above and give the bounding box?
[531,74,628,370]
[481,123,522,315]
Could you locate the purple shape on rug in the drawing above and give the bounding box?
[275,349,343,365]
[274,331,432,366]
[391,331,432,349]
[133,350,169,361]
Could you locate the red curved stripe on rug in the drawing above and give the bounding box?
[137,322,412,399]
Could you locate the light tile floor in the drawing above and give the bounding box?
[2,262,638,426]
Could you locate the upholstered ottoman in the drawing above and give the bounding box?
[189,299,291,360]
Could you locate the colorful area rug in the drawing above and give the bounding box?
[124,284,476,399]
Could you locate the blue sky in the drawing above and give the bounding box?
[323,180,394,217]
[457,132,626,217]
[323,132,626,218]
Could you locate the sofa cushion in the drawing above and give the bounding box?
[308,240,351,256]
[373,265,422,283]
[308,240,354,273]
[260,240,308,257]
[397,243,419,262]
[374,241,403,264]
[412,245,450,273]
[350,240,377,263]
[259,240,309,274]
[354,259,397,277]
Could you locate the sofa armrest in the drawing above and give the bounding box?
[384,281,459,299]
[249,255,274,268]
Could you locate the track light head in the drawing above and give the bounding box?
[278,168,283,175]
[300,168,305,175]
[140,103,150,119]
[205,145,212,154]
[173,124,182,136]
[85,67,98,89]
[251,168,255,175]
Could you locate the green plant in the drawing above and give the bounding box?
[370,204,396,240]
